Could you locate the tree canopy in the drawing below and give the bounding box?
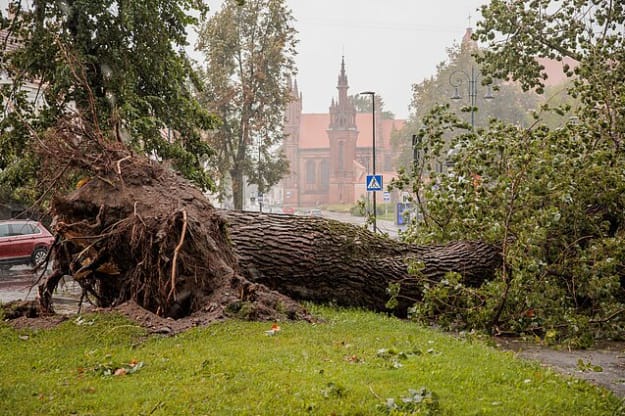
[391,0,625,344]
[391,37,543,175]
[0,0,216,204]
[196,0,297,209]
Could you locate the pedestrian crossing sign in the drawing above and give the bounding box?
[366,175,383,191]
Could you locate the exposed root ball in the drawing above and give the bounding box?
[41,154,307,322]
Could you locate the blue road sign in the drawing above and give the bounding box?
[366,175,383,191]
[396,202,411,225]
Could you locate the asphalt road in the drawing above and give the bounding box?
[0,266,82,313]
[320,210,405,238]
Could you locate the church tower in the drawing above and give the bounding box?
[327,57,358,204]
[282,77,302,208]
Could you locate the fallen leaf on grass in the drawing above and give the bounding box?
[95,360,144,377]
[265,323,282,336]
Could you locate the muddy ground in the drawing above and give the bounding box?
[1,268,624,398]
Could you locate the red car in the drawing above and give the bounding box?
[0,220,55,270]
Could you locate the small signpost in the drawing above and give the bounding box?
[366,175,383,191]
[383,191,390,215]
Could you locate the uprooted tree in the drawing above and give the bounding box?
[31,118,502,323]
[0,0,500,326]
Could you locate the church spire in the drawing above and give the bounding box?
[337,55,349,104]
[461,26,477,50]
[329,56,356,130]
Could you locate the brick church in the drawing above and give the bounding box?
[281,57,405,209]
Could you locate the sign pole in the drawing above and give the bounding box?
[360,91,377,233]
[372,95,376,233]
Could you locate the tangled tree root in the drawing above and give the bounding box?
[39,151,308,323]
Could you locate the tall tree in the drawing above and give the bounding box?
[0,0,216,204]
[392,39,541,172]
[196,0,297,210]
[475,0,624,150]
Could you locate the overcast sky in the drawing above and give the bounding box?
[203,0,490,119]
[1,0,491,119]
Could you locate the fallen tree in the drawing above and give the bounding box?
[27,118,502,322]
[223,211,502,314]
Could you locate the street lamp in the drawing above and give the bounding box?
[360,90,377,233]
[449,65,494,129]
[257,136,263,213]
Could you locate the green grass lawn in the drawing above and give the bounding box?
[0,305,622,415]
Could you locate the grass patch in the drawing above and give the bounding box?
[0,306,622,415]
[323,204,354,213]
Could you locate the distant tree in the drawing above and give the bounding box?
[475,0,624,150]
[0,0,216,203]
[351,94,394,119]
[196,0,297,209]
[392,40,541,172]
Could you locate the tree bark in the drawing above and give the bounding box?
[221,211,502,315]
[230,166,244,210]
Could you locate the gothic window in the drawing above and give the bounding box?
[384,154,392,171]
[306,160,316,184]
[338,142,344,171]
[361,156,371,172]
[320,160,329,190]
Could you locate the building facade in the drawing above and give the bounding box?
[281,58,405,209]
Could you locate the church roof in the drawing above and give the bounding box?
[298,113,405,150]
[536,56,578,86]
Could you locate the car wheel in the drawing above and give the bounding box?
[31,247,48,267]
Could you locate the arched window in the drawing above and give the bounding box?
[320,160,330,190]
[384,154,393,171]
[306,160,316,184]
[338,142,344,171]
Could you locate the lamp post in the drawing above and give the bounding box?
[360,91,376,233]
[449,65,494,129]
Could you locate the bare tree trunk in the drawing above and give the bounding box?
[221,211,502,315]
[230,166,244,210]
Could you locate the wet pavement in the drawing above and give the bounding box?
[496,338,625,397]
[0,266,84,314]
[320,210,404,238]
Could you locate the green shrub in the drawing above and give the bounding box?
[393,107,625,344]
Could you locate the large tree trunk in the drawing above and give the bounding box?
[222,211,502,315]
